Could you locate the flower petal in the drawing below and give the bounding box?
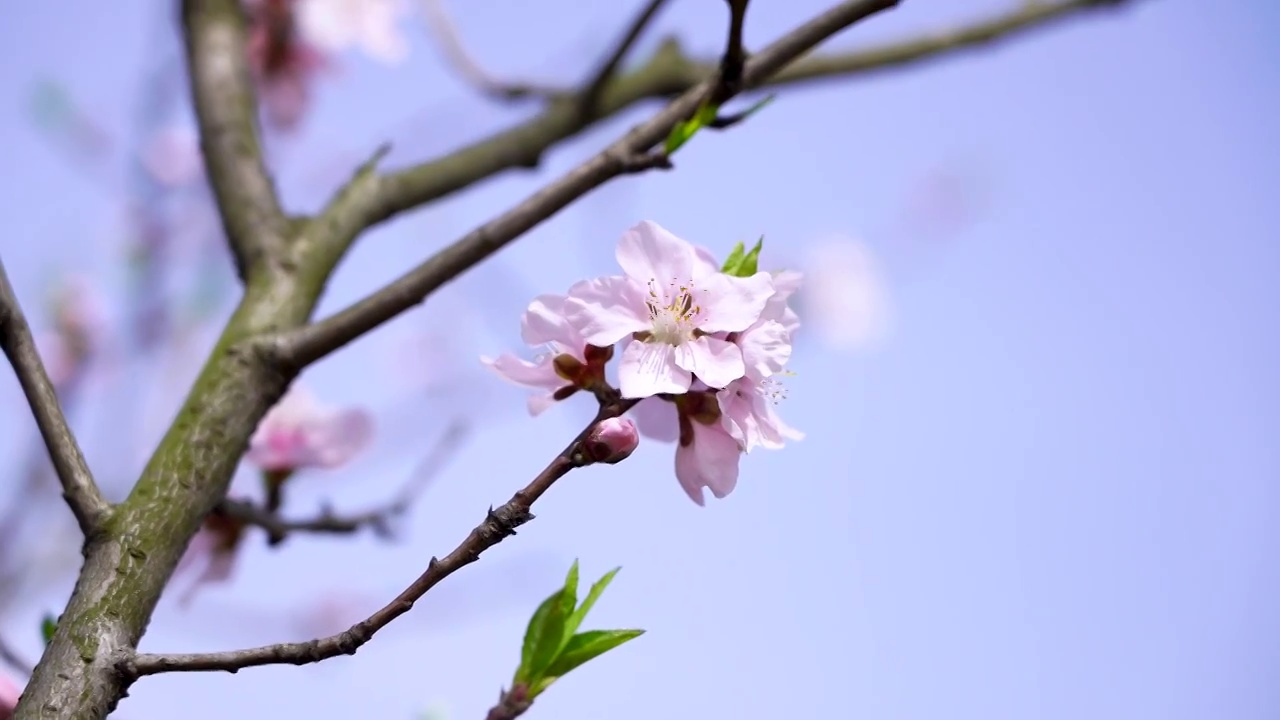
[674,421,742,505]
[310,408,374,467]
[628,397,680,443]
[481,353,564,391]
[738,320,791,381]
[616,221,694,288]
[696,271,775,334]
[527,393,559,416]
[617,339,691,398]
[519,293,574,348]
[563,275,649,346]
[674,335,744,389]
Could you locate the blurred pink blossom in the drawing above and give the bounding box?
[246,384,374,473]
[0,674,19,720]
[35,273,106,388]
[799,235,892,352]
[297,0,410,64]
[245,0,333,131]
[173,505,246,606]
[141,125,203,187]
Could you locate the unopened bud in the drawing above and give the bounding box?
[584,417,639,465]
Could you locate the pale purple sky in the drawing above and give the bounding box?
[0,1,1277,719]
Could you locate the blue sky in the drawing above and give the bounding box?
[0,1,1277,719]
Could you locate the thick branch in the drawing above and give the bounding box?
[280,0,901,367]
[183,0,288,279]
[0,259,110,535]
[127,400,636,676]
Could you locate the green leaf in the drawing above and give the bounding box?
[40,613,57,644]
[562,560,580,611]
[738,236,764,276]
[564,567,620,640]
[736,94,777,123]
[722,237,764,277]
[663,102,720,155]
[516,588,570,685]
[530,630,645,698]
[720,241,746,274]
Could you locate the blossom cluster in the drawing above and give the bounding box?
[484,221,802,505]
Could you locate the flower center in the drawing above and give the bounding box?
[645,278,701,346]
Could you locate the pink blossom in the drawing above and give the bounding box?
[141,125,203,187]
[623,254,804,502]
[584,417,639,464]
[245,0,332,131]
[246,384,373,473]
[0,673,19,720]
[482,290,595,416]
[715,271,803,452]
[565,221,775,398]
[173,507,245,606]
[35,273,105,388]
[800,236,891,352]
[296,0,409,64]
[675,418,741,506]
[629,396,679,443]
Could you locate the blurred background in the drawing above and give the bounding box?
[0,0,1277,718]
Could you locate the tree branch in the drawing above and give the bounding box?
[418,0,565,101]
[279,0,901,368]
[182,0,288,280]
[309,0,1135,248]
[0,259,110,536]
[126,399,636,676]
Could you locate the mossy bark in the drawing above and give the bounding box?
[14,266,319,719]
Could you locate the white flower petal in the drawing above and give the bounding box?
[617,339,691,398]
[563,276,649,346]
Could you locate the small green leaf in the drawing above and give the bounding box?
[40,613,57,644]
[564,567,620,639]
[720,241,747,274]
[723,237,763,277]
[530,629,645,698]
[562,560,580,611]
[739,236,763,276]
[737,94,776,122]
[516,588,569,684]
[663,102,721,155]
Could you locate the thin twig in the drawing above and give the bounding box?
[219,419,471,545]
[126,399,636,676]
[279,0,901,368]
[0,259,110,536]
[576,0,672,115]
[182,0,289,279]
[418,0,565,101]
[362,0,1140,237]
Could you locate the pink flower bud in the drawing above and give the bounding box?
[585,417,639,465]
